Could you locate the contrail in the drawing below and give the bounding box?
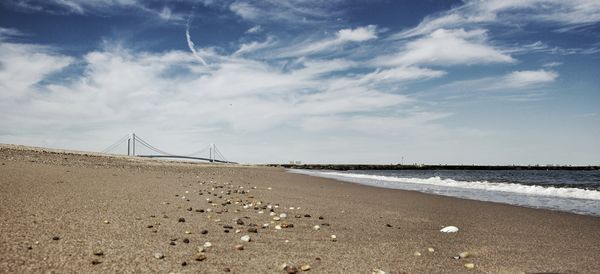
[186,16,208,66]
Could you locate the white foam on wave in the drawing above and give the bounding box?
[297,171,600,201]
[289,169,600,216]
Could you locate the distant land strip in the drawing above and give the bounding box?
[268,164,600,171]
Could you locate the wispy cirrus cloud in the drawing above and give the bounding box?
[377,28,514,67]
[391,0,600,40]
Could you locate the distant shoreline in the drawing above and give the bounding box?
[269,164,600,171]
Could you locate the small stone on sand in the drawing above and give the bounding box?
[414,251,422,256]
[300,264,311,271]
[204,242,212,248]
[428,247,435,253]
[464,263,475,269]
[459,252,470,258]
[52,236,60,241]
[154,252,164,259]
[195,253,207,261]
[103,220,110,224]
[93,250,104,256]
[201,229,208,234]
[183,238,190,244]
[91,259,102,265]
[313,225,320,230]
[240,235,251,242]
[178,217,186,223]
[235,244,244,250]
[247,227,258,233]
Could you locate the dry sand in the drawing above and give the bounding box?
[1,144,599,273]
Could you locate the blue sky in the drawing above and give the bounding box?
[0,0,599,165]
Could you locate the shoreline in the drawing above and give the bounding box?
[270,163,600,171]
[1,145,599,273]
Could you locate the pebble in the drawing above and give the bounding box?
[301,264,311,271]
[313,225,320,230]
[273,217,281,221]
[154,252,165,259]
[464,263,475,269]
[284,265,298,274]
[330,235,337,241]
[223,267,231,272]
[103,220,110,224]
[385,224,392,227]
[414,251,422,256]
[185,231,191,234]
[270,212,277,216]
[181,261,187,266]
[247,227,258,233]
[304,214,311,218]
[195,253,207,261]
[459,252,470,259]
[178,218,186,222]
[204,242,213,248]
[428,247,435,253]
[279,213,287,218]
[52,236,60,241]
[318,216,324,220]
[93,250,104,256]
[236,219,245,225]
[275,225,282,230]
[183,238,190,244]
[235,244,244,250]
[240,235,251,242]
[224,225,233,229]
[170,241,176,246]
[371,269,386,274]
[91,259,102,265]
[201,229,208,234]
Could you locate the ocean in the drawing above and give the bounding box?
[289,169,600,216]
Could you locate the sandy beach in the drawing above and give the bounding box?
[1,145,599,273]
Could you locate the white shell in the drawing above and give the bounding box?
[241,235,251,242]
[440,226,459,233]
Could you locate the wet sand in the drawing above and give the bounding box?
[1,144,599,273]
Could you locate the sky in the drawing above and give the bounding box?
[0,0,599,165]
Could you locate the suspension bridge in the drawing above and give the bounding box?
[101,133,236,164]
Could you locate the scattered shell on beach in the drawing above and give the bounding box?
[284,265,298,274]
[275,225,282,230]
[313,225,320,230]
[262,223,269,228]
[459,252,470,259]
[280,213,287,218]
[428,247,435,253]
[464,263,475,269]
[234,244,244,250]
[185,230,191,234]
[330,235,337,241]
[153,252,164,259]
[195,253,207,261]
[300,264,311,271]
[103,220,110,224]
[197,246,205,253]
[273,217,281,221]
[440,226,459,233]
[240,235,251,242]
[270,212,277,216]
[371,269,386,274]
[413,251,422,256]
[203,242,212,248]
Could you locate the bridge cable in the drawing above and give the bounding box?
[101,134,130,153]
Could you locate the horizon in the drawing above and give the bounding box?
[1,0,599,165]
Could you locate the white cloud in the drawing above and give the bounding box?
[438,69,558,94]
[185,26,208,66]
[246,25,262,34]
[278,25,377,57]
[391,0,600,39]
[233,36,275,56]
[377,29,514,67]
[503,69,558,88]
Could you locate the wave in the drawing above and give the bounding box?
[290,170,600,201]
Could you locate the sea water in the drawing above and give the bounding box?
[289,169,600,216]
